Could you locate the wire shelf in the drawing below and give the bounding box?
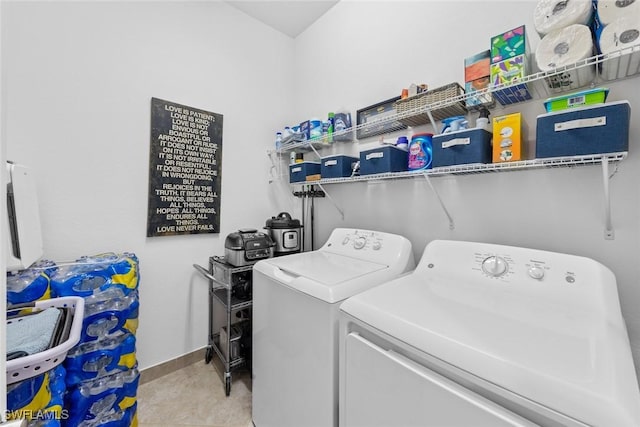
[292,152,627,185]
[268,45,640,156]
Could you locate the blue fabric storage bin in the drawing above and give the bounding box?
[289,161,320,183]
[321,155,358,178]
[536,101,630,158]
[432,129,493,167]
[359,145,408,175]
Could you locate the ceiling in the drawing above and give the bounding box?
[224,1,340,38]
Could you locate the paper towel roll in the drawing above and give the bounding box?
[598,0,640,26]
[536,24,596,91]
[534,0,594,36]
[600,16,640,79]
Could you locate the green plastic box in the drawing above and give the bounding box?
[543,88,609,112]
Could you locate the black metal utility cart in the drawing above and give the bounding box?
[193,256,252,396]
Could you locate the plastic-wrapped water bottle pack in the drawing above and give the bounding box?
[5,251,141,427]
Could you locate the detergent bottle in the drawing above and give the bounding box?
[408,133,433,171]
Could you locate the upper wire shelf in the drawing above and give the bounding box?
[269,45,640,155]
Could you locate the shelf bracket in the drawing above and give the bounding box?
[602,156,615,240]
[423,173,454,230]
[308,142,322,159]
[425,108,438,133]
[315,182,345,220]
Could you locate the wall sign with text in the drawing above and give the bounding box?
[147,98,223,237]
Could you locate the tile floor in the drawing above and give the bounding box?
[137,360,253,427]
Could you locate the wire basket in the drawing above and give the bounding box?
[394,82,467,127]
[6,296,85,384]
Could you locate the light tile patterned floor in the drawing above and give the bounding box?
[137,360,253,427]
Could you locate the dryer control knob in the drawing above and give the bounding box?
[342,236,350,245]
[482,256,508,277]
[353,237,367,250]
[528,266,545,280]
[372,241,382,250]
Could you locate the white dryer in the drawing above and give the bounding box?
[339,240,640,427]
[252,228,415,427]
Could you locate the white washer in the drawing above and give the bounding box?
[339,240,640,427]
[252,228,415,427]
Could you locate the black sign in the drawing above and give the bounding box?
[147,98,223,237]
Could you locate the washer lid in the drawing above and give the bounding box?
[255,251,388,303]
[340,273,640,426]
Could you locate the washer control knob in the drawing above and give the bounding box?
[528,266,545,280]
[342,236,350,245]
[482,256,508,277]
[353,237,367,250]
[372,241,382,250]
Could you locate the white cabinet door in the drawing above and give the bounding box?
[343,333,538,427]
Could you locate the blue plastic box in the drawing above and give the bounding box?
[536,101,630,158]
[321,155,358,178]
[289,161,321,183]
[432,129,493,167]
[359,145,408,175]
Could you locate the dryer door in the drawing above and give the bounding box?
[343,332,537,427]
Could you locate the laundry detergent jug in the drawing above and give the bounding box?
[408,133,433,171]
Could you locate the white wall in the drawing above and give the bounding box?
[292,0,640,382]
[1,0,296,369]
